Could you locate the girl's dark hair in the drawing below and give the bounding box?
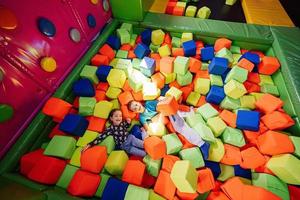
[109,109,122,120]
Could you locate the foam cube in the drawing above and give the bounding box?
[261,110,294,130]
[201,46,214,61]
[116,50,128,59]
[132,58,141,70]
[218,164,235,181]
[197,6,211,19]
[105,150,129,175]
[69,147,82,167]
[259,74,274,85]
[160,57,175,73]
[240,147,266,169]
[197,168,216,194]
[117,29,130,44]
[239,52,260,65]
[106,35,121,50]
[174,56,189,75]
[151,72,165,89]
[120,23,133,35]
[151,29,165,45]
[240,95,256,109]
[143,155,162,177]
[177,71,193,86]
[72,78,95,97]
[171,160,198,193]
[221,127,245,147]
[79,97,96,116]
[185,5,197,17]
[98,135,115,154]
[116,59,132,71]
[237,58,254,72]
[162,134,183,155]
[165,86,183,101]
[196,103,219,121]
[134,43,151,59]
[76,130,98,147]
[185,113,205,128]
[181,32,193,44]
[91,54,109,66]
[226,0,237,5]
[27,156,66,184]
[80,65,99,84]
[44,136,76,160]
[154,170,176,199]
[99,44,115,60]
[210,74,223,86]
[207,138,225,162]
[233,165,251,179]
[129,70,148,92]
[162,72,176,84]
[208,57,228,75]
[148,122,167,137]
[56,164,79,189]
[42,97,72,120]
[106,86,122,99]
[172,37,181,48]
[158,44,171,57]
[143,82,160,100]
[145,136,167,160]
[102,178,129,200]
[124,184,150,200]
[81,146,107,173]
[290,136,300,157]
[95,173,111,198]
[20,149,44,176]
[107,69,126,88]
[122,160,146,186]
[206,85,226,105]
[236,110,260,131]
[207,116,227,137]
[179,147,204,168]
[182,40,196,57]
[194,78,210,95]
[261,84,279,96]
[157,96,179,116]
[141,29,152,46]
[186,92,201,106]
[220,144,242,166]
[220,96,240,110]
[94,101,113,119]
[140,57,156,77]
[216,47,233,63]
[149,190,166,200]
[258,56,280,75]
[204,160,221,179]
[224,79,247,99]
[225,66,248,83]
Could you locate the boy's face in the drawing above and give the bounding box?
[129,101,145,113]
[110,110,123,126]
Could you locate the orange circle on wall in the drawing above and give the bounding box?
[0,6,18,30]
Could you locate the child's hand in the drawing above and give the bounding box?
[81,144,91,153]
[126,118,131,124]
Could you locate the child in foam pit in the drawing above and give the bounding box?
[82,109,146,157]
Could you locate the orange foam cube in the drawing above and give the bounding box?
[207,191,230,200]
[122,160,146,186]
[255,94,284,114]
[157,96,179,116]
[162,155,180,173]
[196,96,207,107]
[237,58,255,72]
[189,58,201,73]
[160,56,175,73]
[118,91,134,105]
[243,130,259,146]
[244,81,260,93]
[91,54,109,66]
[99,44,115,60]
[220,144,242,165]
[258,56,280,75]
[176,190,199,200]
[240,147,266,169]
[181,86,193,102]
[81,146,107,173]
[154,170,176,200]
[261,111,295,130]
[127,50,136,59]
[164,33,172,44]
[42,97,72,120]
[87,116,106,132]
[144,136,167,160]
[95,90,106,101]
[151,72,166,89]
[197,168,215,194]
[169,81,181,89]
[173,6,185,16]
[179,104,190,112]
[122,80,132,92]
[219,110,237,128]
[132,91,144,101]
[172,48,184,57]
[214,38,232,52]
[247,72,260,84]
[120,44,132,51]
[121,105,136,119]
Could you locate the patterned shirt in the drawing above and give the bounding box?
[89,121,130,147]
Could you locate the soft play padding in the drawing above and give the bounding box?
[44,135,76,159]
[67,170,101,197]
[80,146,107,173]
[124,184,150,200]
[102,178,129,200]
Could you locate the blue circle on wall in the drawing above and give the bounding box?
[37,17,56,37]
[87,14,96,28]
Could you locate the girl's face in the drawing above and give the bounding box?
[129,101,145,113]
[110,110,123,126]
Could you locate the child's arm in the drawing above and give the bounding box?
[81,128,111,153]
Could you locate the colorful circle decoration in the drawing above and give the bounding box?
[37,17,56,37]
[0,6,18,30]
[87,14,96,28]
[103,0,110,12]
[69,28,81,43]
[40,56,57,72]
[90,0,99,5]
[0,104,14,123]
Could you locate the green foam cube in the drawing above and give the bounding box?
[94,101,113,119]
[186,92,201,106]
[149,190,166,200]
[143,155,162,177]
[230,46,241,54]
[174,56,190,75]
[151,29,165,46]
[132,58,141,70]
[197,6,211,19]
[80,65,99,84]
[261,84,279,96]
[95,173,111,198]
[201,63,209,70]
[120,23,133,35]
[99,135,116,154]
[143,82,160,100]
[179,147,204,168]
[117,28,131,44]
[177,71,193,86]
[194,78,211,95]
[221,127,245,147]
[252,173,289,200]
[116,50,128,59]
[110,99,120,110]
[207,116,227,137]
[162,72,176,84]
[158,44,171,57]
[232,54,242,65]
[259,74,274,86]
[224,79,247,99]
[181,33,193,44]
[79,97,96,116]
[225,0,238,6]
[225,66,248,83]
[162,133,183,154]
[240,95,256,109]
[208,138,225,162]
[170,160,198,193]
[194,123,216,142]
[109,58,119,68]
[107,69,127,88]
[150,43,160,53]
[165,86,183,101]
[185,6,197,17]
[210,74,223,86]
[105,150,129,175]
[44,136,76,159]
[148,122,167,137]
[69,147,82,167]
[130,34,137,47]
[250,92,265,101]
[129,69,149,92]
[220,96,241,110]
[290,136,300,157]
[106,86,122,99]
[116,59,132,70]
[218,164,235,181]
[185,113,205,127]
[125,184,150,200]
[41,142,48,149]
[266,154,300,185]
[177,1,186,8]
[56,164,79,189]
[172,37,181,48]
[216,47,233,63]
[77,130,98,147]
[196,103,219,121]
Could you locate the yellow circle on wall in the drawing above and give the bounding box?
[40,57,57,72]
[90,0,99,5]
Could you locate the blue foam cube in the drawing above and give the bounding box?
[134,43,151,59]
[59,114,89,136]
[206,85,225,105]
[239,52,260,65]
[200,142,210,160]
[201,46,214,61]
[140,57,156,77]
[161,84,170,96]
[102,178,129,200]
[234,165,252,179]
[182,40,196,57]
[204,160,221,179]
[221,67,231,82]
[236,110,260,131]
[106,35,121,50]
[72,78,95,97]
[141,29,152,46]
[96,65,112,82]
[208,57,228,75]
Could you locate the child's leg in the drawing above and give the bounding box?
[127,135,144,149]
[127,146,146,157]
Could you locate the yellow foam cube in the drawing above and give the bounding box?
[148,122,167,137]
[161,72,176,84]
[250,92,265,101]
[106,86,122,99]
[176,2,186,8]
[194,78,211,95]
[224,79,247,99]
[208,138,225,162]
[107,69,127,88]
[158,44,171,57]
[207,116,227,137]
[185,6,197,17]
[240,95,256,109]
[94,101,113,119]
[110,99,120,110]
[166,86,183,101]
[76,130,98,147]
[69,147,82,167]
[170,160,198,193]
[143,82,161,100]
[152,29,165,46]
[181,32,193,44]
[218,164,235,181]
[105,150,129,175]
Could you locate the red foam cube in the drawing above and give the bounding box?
[80,146,107,173]
[20,149,44,176]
